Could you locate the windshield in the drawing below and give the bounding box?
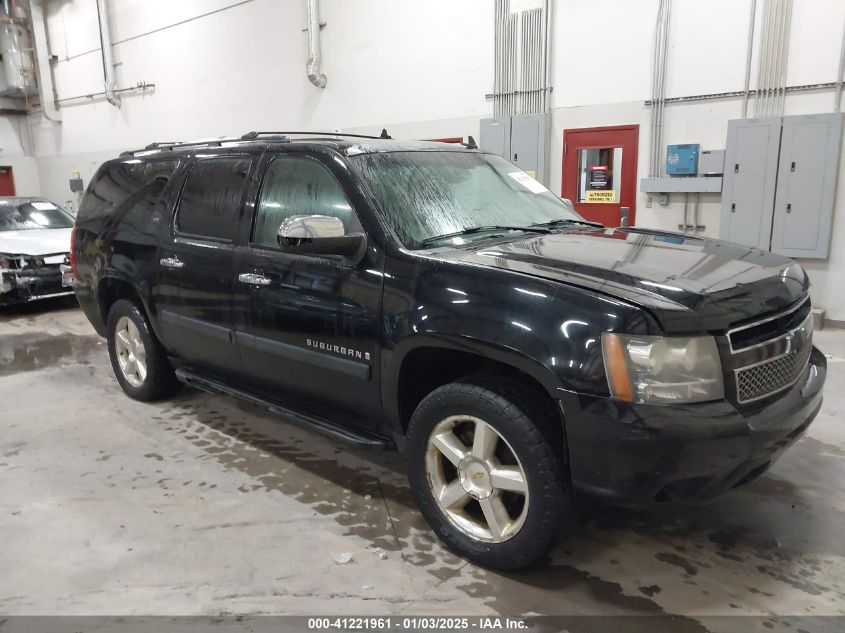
[0,201,74,232]
[350,151,584,248]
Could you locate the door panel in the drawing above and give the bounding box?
[562,125,638,227]
[156,155,254,378]
[233,152,383,428]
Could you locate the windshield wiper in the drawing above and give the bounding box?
[531,218,604,229]
[419,225,551,247]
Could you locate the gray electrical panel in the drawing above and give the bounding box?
[720,118,782,251]
[699,149,726,176]
[721,113,843,260]
[480,113,550,185]
[479,118,511,161]
[770,113,844,259]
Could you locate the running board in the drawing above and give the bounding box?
[175,369,395,451]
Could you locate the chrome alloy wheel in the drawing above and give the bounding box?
[425,415,529,543]
[114,316,147,388]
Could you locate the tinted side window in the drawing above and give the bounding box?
[252,155,361,248]
[176,157,251,241]
[78,160,180,232]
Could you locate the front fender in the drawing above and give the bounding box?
[380,252,659,433]
[383,332,565,426]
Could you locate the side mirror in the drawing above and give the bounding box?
[277,215,367,260]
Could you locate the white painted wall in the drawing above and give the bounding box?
[9,0,845,319]
[0,116,40,196]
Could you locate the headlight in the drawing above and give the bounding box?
[601,333,724,404]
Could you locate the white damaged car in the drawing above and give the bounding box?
[0,197,76,306]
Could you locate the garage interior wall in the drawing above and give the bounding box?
[8,0,845,321]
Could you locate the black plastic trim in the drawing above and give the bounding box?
[233,331,371,380]
[160,310,233,343]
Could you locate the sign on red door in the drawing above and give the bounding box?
[562,125,639,227]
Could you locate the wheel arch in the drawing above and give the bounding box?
[97,274,163,341]
[386,336,567,447]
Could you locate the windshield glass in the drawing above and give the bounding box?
[0,201,74,232]
[350,151,583,248]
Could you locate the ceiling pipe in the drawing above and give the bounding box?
[305,0,326,88]
[28,0,61,121]
[96,0,120,107]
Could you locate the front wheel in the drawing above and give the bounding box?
[406,378,574,570]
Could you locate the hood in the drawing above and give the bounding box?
[0,228,72,257]
[432,227,809,333]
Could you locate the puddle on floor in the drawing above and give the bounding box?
[0,332,103,376]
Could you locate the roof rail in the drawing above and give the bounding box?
[120,137,241,157]
[240,130,391,141]
[119,129,396,158]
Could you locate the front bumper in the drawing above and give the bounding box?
[0,264,74,305]
[560,346,826,506]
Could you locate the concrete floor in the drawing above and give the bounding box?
[1,299,844,629]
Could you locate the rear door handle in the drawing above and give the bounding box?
[160,256,184,269]
[238,272,271,286]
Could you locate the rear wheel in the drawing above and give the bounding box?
[407,377,574,570]
[107,299,181,401]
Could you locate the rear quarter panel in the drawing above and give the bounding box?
[74,158,186,337]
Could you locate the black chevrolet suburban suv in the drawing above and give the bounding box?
[72,132,826,569]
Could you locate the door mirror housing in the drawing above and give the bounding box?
[277,215,367,261]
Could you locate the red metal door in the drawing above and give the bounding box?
[562,125,639,226]
[0,167,15,196]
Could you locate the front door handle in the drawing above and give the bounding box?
[238,272,272,286]
[160,256,184,269]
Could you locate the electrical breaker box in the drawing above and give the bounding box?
[480,114,551,185]
[720,113,843,259]
[666,144,700,176]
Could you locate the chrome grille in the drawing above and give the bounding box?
[731,309,813,404]
[735,343,811,404]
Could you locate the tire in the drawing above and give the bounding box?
[406,376,574,570]
[106,298,182,402]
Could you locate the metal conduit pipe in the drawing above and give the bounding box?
[494,1,499,116]
[29,0,60,121]
[755,0,766,115]
[529,11,534,113]
[836,17,845,111]
[649,1,660,176]
[305,0,326,88]
[96,0,120,107]
[650,0,670,177]
[658,0,670,174]
[742,0,757,118]
[649,1,662,176]
[756,0,772,117]
[542,0,551,112]
[658,0,671,174]
[768,0,781,116]
[774,0,784,112]
[779,0,793,114]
